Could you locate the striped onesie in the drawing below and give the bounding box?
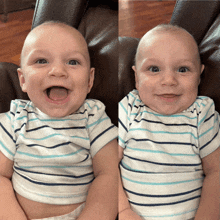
[119,89,219,220]
[0,99,117,205]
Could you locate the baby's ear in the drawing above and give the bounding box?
[87,67,95,94]
[198,64,205,85]
[201,64,205,74]
[132,65,139,90]
[17,68,27,93]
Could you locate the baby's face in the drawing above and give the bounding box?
[18,24,94,118]
[133,31,204,115]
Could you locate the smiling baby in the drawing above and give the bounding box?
[0,21,118,220]
[118,24,219,220]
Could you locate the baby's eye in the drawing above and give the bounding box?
[148,66,160,72]
[178,67,189,73]
[36,59,48,64]
[68,60,79,65]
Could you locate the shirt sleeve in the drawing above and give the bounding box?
[0,109,16,161]
[198,97,220,159]
[86,99,118,158]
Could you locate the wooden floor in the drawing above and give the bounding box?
[0,9,34,66]
[0,1,176,66]
[119,0,176,38]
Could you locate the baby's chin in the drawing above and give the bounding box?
[148,105,188,116]
[35,106,76,118]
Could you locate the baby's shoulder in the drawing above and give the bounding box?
[120,90,143,110]
[82,99,105,113]
[9,99,33,115]
[190,96,215,112]
[78,99,106,121]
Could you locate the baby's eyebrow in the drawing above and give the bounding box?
[142,58,159,62]
[140,58,161,66]
[178,59,194,63]
[26,49,88,62]
[27,49,49,57]
[177,59,197,66]
[65,50,88,61]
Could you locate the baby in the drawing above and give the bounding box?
[118,24,219,220]
[0,21,118,220]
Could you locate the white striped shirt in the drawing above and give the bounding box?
[119,90,219,220]
[0,99,117,204]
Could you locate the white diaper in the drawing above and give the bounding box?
[32,203,85,220]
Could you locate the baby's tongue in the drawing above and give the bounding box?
[48,87,68,101]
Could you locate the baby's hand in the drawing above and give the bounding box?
[119,208,143,220]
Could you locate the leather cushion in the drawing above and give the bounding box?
[78,6,118,125]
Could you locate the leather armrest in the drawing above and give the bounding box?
[78,6,118,125]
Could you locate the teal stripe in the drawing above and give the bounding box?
[118,136,125,145]
[126,146,197,157]
[17,116,87,122]
[141,110,197,119]
[37,192,87,199]
[131,112,138,116]
[119,102,128,114]
[5,112,11,120]
[29,118,38,122]
[141,208,197,218]
[129,92,142,102]
[39,117,87,122]
[86,117,108,128]
[198,102,214,126]
[121,161,133,170]
[12,102,19,109]
[19,164,91,169]
[19,133,61,141]
[26,103,34,109]
[12,102,26,109]
[0,141,15,157]
[122,176,203,185]
[194,101,205,107]
[70,136,89,140]
[17,148,84,159]
[16,116,29,121]
[199,126,214,138]
[19,133,89,141]
[129,128,198,139]
[119,102,131,121]
[85,101,100,110]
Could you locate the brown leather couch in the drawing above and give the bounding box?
[0,0,118,126]
[119,0,220,115]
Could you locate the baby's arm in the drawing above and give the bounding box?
[194,147,219,220]
[77,139,118,220]
[118,145,143,220]
[0,151,27,220]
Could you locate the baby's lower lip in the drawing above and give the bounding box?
[158,94,180,102]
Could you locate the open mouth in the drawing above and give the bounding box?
[46,86,69,101]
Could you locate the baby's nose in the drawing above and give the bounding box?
[48,64,68,78]
[161,71,178,86]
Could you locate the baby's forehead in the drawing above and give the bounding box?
[136,28,199,62]
[31,23,86,44]
[21,23,90,65]
[140,28,195,48]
